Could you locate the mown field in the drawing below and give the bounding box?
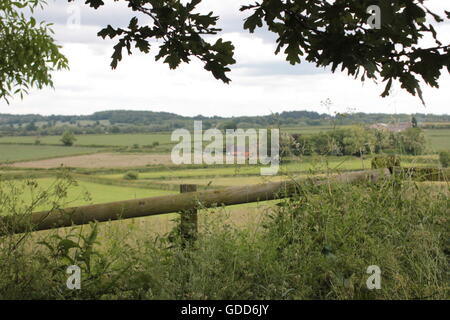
[96,159,371,180]
[0,133,173,147]
[94,155,439,180]
[0,144,101,163]
[282,124,356,134]
[1,175,278,242]
[15,178,176,211]
[424,129,450,152]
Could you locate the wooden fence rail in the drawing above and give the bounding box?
[0,169,391,236]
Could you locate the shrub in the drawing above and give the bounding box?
[371,155,400,170]
[60,131,76,146]
[439,151,450,168]
[123,171,138,180]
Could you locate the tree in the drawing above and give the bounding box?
[279,132,300,158]
[341,127,374,156]
[0,0,68,103]
[371,155,400,170]
[292,134,314,156]
[61,131,76,146]
[411,116,418,128]
[220,120,238,131]
[25,121,37,132]
[111,126,121,133]
[123,171,139,180]
[372,129,390,154]
[71,0,449,103]
[396,128,426,155]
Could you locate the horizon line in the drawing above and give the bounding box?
[1,108,449,118]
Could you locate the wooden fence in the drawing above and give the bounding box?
[0,169,393,236]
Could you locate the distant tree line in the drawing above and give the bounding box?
[281,127,428,157]
[0,110,449,136]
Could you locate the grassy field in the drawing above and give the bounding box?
[1,126,448,300]
[154,175,292,187]
[94,156,439,181]
[0,143,448,300]
[1,127,448,151]
[1,176,277,239]
[5,178,176,211]
[424,129,450,152]
[0,145,101,164]
[0,126,347,146]
[282,124,355,134]
[3,116,450,299]
[0,133,173,147]
[5,175,277,211]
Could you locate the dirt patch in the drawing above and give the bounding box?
[10,153,174,168]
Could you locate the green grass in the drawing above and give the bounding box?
[93,155,440,189]
[156,175,293,187]
[98,166,262,180]
[281,125,355,135]
[0,145,101,163]
[424,129,450,152]
[97,157,373,180]
[9,178,176,211]
[0,127,343,147]
[1,175,277,240]
[0,133,173,147]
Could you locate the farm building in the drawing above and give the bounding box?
[225,145,254,158]
[369,122,412,133]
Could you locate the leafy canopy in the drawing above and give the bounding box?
[71,0,449,103]
[61,130,76,146]
[0,0,69,103]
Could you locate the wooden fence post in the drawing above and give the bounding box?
[180,184,198,243]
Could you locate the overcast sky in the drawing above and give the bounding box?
[1,0,449,117]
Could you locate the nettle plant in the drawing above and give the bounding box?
[69,0,449,103]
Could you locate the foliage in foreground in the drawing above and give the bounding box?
[0,0,68,103]
[0,175,448,299]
